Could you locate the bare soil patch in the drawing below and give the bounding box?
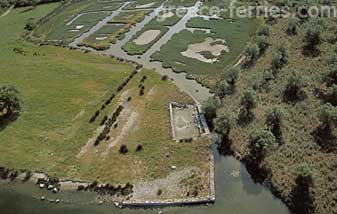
[134,29,161,45]
[181,37,229,63]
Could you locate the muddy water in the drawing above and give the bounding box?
[0,1,290,214]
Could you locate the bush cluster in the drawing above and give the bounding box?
[94,105,124,146]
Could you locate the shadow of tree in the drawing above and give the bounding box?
[216,135,234,156]
[0,113,20,132]
[302,45,320,58]
[289,176,315,214]
[312,125,337,153]
[237,109,255,127]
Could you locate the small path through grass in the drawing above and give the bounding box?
[0,5,14,18]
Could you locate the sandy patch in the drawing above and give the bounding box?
[72,110,85,121]
[132,167,195,200]
[134,30,161,45]
[158,11,174,19]
[77,124,105,158]
[103,110,138,157]
[181,37,229,63]
[135,2,155,8]
[95,36,108,41]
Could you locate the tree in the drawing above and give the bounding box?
[325,84,337,106]
[290,163,316,214]
[119,144,128,154]
[294,164,316,187]
[249,129,276,161]
[271,44,288,70]
[240,88,257,117]
[24,21,36,31]
[287,17,299,35]
[244,44,259,64]
[257,35,269,53]
[214,113,232,137]
[256,24,271,37]
[319,103,337,131]
[214,80,230,100]
[304,18,323,49]
[283,72,305,101]
[265,106,285,138]
[202,97,218,124]
[224,67,239,87]
[0,85,21,117]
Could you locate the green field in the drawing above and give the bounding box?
[79,9,152,50]
[151,17,260,87]
[166,0,198,7]
[124,0,163,9]
[122,9,186,55]
[0,4,211,197]
[32,0,123,44]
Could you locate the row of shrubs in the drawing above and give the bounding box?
[94,105,124,146]
[0,0,62,8]
[89,68,140,123]
[79,181,133,196]
[138,75,147,96]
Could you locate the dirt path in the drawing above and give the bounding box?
[1,5,14,18]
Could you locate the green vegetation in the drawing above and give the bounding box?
[0,4,211,198]
[0,85,21,121]
[152,17,260,87]
[80,9,152,50]
[31,0,123,45]
[125,0,163,9]
[122,9,186,55]
[211,9,337,213]
[166,0,197,7]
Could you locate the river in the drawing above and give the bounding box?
[0,1,290,214]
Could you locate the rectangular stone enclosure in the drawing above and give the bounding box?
[169,102,209,142]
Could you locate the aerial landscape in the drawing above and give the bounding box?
[0,0,336,214]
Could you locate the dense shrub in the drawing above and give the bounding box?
[256,24,271,37]
[224,67,239,87]
[0,85,21,117]
[214,113,232,137]
[240,88,257,118]
[265,106,285,141]
[287,17,299,35]
[244,44,259,64]
[252,70,274,92]
[214,80,231,100]
[248,129,276,161]
[119,144,128,154]
[202,97,218,125]
[304,18,323,49]
[271,44,288,70]
[283,72,305,102]
[257,35,269,53]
